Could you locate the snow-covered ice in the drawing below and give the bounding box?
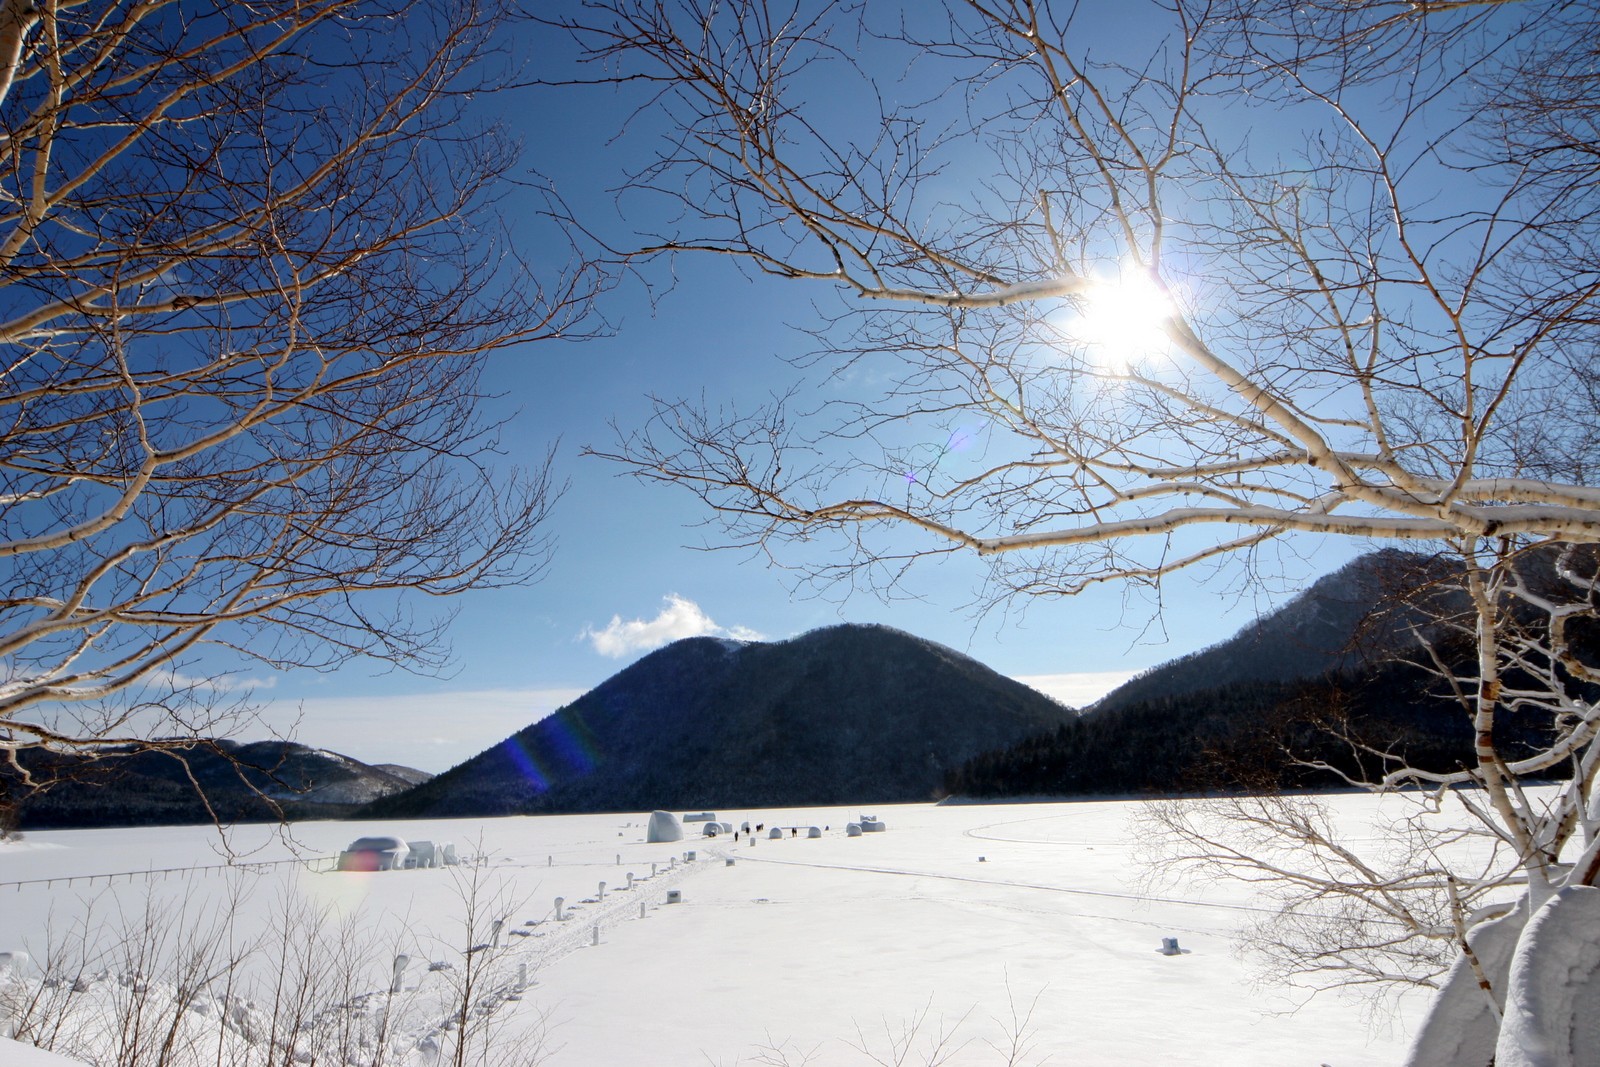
[0,798,1431,1065]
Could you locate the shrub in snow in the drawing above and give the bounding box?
[3,866,555,1066]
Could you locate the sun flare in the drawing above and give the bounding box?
[1053,267,1177,372]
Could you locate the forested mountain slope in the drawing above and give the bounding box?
[365,623,1075,817]
[7,740,431,830]
[948,550,1582,798]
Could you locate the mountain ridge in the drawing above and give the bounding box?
[946,549,1580,799]
[362,622,1074,817]
[7,739,433,830]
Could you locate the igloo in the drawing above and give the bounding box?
[337,835,410,871]
[647,810,685,843]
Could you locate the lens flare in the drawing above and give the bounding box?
[501,712,600,797]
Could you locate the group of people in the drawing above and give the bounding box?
[729,821,830,842]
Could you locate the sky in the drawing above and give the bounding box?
[242,5,1371,773]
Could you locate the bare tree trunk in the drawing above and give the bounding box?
[0,0,601,809]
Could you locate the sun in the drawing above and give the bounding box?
[1053,266,1177,372]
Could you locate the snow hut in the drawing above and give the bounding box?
[768,826,784,839]
[405,841,438,869]
[702,822,721,837]
[337,836,410,871]
[860,818,886,833]
[647,810,685,843]
[846,823,863,837]
[682,811,715,823]
[807,826,822,838]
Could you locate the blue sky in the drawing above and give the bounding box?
[245,8,1370,773]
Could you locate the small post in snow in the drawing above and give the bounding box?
[390,954,410,994]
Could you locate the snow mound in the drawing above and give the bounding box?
[0,1038,89,1065]
[1496,886,1600,1067]
[1404,902,1527,1067]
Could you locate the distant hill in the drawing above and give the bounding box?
[7,740,433,830]
[946,550,1578,799]
[363,623,1076,817]
[1092,549,1462,714]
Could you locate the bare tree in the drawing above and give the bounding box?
[0,0,598,802]
[550,0,1600,1059]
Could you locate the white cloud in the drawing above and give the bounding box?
[582,594,763,658]
[149,667,278,694]
[1012,670,1140,709]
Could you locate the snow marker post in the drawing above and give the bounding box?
[390,954,410,994]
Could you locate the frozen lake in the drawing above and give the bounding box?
[0,797,1429,1065]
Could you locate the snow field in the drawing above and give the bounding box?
[0,798,1433,1064]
